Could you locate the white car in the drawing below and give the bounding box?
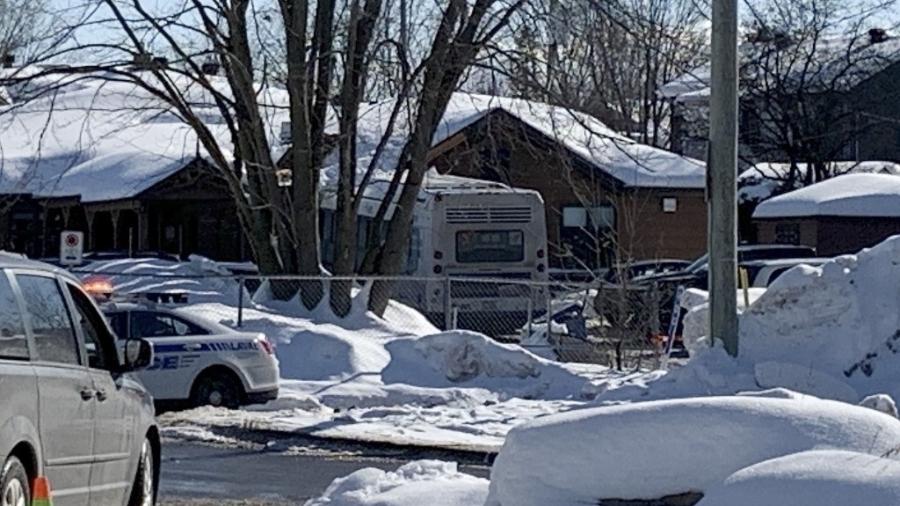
[742,258,831,288]
[102,302,279,409]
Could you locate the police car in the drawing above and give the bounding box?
[101,302,279,409]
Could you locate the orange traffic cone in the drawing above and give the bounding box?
[31,476,52,506]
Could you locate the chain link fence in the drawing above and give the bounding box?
[75,266,677,370]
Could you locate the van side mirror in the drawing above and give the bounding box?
[123,339,153,371]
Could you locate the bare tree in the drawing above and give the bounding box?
[502,0,706,147]
[738,0,900,188]
[1,0,368,309]
[2,0,526,317]
[353,0,528,313]
[0,0,48,65]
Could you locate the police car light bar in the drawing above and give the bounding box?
[82,275,114,299]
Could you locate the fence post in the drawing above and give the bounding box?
[443,275,452,331]
[237,276,245,328]
[545,283,553,344]
[526,285,535,338]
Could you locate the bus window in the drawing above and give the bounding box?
[456,230,524,263]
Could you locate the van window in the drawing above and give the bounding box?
[67,284,117,370]
[106,312,128,340]
[16,275,80,365]
[0,273,28,360]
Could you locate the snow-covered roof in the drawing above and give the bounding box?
[0,71,288,203]
[753,173,900,218]
[657,65,710,100]
[324,93,706,191]
[739,161,900,203]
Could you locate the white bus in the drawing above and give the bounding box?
[320,172,548,333]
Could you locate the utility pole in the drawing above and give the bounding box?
[708,0,739,356]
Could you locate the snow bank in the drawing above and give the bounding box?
[486,395,900,506]
[92,257,610,450]
[306,461,488,506]
[699,450,900,506]
[382,331,592,399]
[679,287,766,356]
[619,235,900,404]
[739,236,900,400]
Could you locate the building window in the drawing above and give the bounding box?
[562,205,615,229]
[774,223,801,245]
[662,197,678,213]
[562,207,588,228]
[560,204,617,270]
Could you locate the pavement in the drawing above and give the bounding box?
[158,439,491,505]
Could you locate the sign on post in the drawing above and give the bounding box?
[59,231,84,266]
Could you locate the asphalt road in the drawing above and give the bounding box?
[158,440,491,505]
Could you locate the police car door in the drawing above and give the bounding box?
[129,310,203,401]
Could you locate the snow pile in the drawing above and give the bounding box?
[699,450,900,506]
[486,395,900,506]
[679,287,766,356]
[381,331,592,400]
[738,236,900,400]
[306,461,488,506]
[604,235,900,404]
[94,257,610,450]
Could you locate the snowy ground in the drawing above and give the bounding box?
[307,394,900,506]
[82,236,900,505]
[83,257,640,451]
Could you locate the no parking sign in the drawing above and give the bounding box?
[60,230,84,266]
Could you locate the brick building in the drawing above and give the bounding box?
[425,94,708,270]
[753,173,900,256]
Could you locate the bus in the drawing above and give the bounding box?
[320,172,548,334]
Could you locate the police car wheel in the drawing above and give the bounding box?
[128,439,155,506]
[1,456,29,506]
[191,372,242,409]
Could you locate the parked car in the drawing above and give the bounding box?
[636,244,818,290]
[102,302,279,409]
[603,259,692,285]
[0,253,157,506]
[742,258,831,288]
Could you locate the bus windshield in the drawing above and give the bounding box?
[456,230,524,263]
